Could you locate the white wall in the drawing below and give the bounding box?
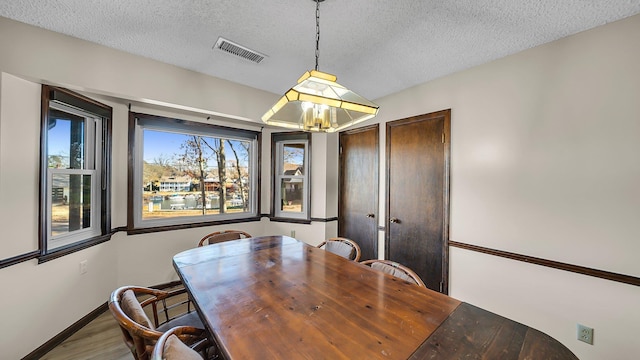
[365,14,640,360]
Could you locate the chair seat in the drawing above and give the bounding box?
[157,311,204,333]
[109,286,213,360]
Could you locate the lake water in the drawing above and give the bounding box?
[149,195,220,210]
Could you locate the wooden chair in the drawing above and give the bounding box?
[109,286,213,360]
[317,237,361,261]
[197,230,252,247]
[360,259,426,287]
[151,326,206,360]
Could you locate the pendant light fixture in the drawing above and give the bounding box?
[262,0,379,133]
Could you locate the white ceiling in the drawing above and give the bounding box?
[1,0,639,101]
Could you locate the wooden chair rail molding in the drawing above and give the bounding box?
[449,241,640,287]
[0,214,340,269]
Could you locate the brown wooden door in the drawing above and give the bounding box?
[339,125,379,261]
[386,110,450,293]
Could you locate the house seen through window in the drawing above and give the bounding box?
[272,132,310,220]
[41,85,112,257]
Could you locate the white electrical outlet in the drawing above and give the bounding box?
[290,230,296,238]
[79,260,88,275]
[577,324,593,345]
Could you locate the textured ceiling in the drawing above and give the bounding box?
[1,0,639,101]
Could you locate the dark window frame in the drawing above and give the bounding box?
[38,85,113,263]
[127,112,261,234]
[270,132,312,223]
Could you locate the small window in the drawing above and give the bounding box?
[40,86,112,258]
[272,132,311,220]
[129,112,259,230]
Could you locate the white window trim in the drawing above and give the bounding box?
[46,103,102,250]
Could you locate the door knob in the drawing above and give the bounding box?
[390,217,400,223]
[366,213,375,218]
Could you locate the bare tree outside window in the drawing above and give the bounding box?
[201,138,227,213]
[134,116,257,228]
[227,140,249,211]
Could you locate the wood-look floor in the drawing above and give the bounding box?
[41,288,190,360]
[41,310,133,360]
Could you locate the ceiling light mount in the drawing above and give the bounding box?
[261,0,379,133]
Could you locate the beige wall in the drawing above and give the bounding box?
[363,14,639,359]
[0,17,335,358]
[0,74,119,359]
[0,75,120,356]
[0,12,639,360]
[0,18,275,124]
[0,73,40,258]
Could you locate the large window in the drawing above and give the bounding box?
[40,86,112,258]
[129,112,259,230]
[272,132,311,220]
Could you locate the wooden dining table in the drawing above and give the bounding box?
[173,235,577,359]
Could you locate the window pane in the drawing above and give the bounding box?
[41,86,110,257]
[280,178,304,213]
[51,173,92,237]
[272,134,310,220]
[282,143,305,175]
[141,129,253,222]
[48,109,85,169]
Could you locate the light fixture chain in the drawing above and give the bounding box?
[315,0,320,71]
[261,0,378,132]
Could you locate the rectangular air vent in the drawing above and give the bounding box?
[214,37,266,63]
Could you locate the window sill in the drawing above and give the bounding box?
[268,216,312,225]
[127,216,262,235]
[38,234,112,264]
